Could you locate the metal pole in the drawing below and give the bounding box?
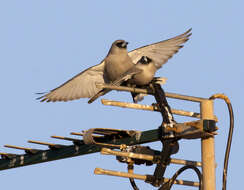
[94,168,200,187]
[201,100,216,190]
[96,84,206,102]
[101,99,202,118]
[101,148,202,167]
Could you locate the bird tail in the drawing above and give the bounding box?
[88,89,111,104]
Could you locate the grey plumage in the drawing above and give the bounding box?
[37,29,191,103]
[128,56,157,86]
[105,56,156,87]
[125,56,157,103]
[104,40,134,82]
[88,56,155,103]
[105,56,157,103]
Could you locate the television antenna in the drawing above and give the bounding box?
[0,79,234,190]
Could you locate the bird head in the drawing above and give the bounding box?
[108,40,129,55]
[139,56,152,64]
[113,40,129,49]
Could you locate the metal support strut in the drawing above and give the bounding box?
[201,100,216,190]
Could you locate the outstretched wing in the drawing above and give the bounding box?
[37,61,107,102]
[128,29,191,69]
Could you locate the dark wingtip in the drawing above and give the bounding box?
[35,91,50,102]
[187,28,192,32]
[35,92,46,95]
[88,98,94,104]
[35,92,46,100]
[36,96,44,101]
[185,28,192,37]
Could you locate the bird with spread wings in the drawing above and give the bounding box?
[37,29,191,103]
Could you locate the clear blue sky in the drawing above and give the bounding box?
[0,1,242,189]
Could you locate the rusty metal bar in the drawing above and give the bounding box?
[4,145,36,151]
[96,84,206,102]
[95,167,146,180]
[94,168,200,187]
[101,147,154,161]
[4,145,41,154]
[101,99,201,118]
[101,148,202,167]
[28,140,57,146]
[70,132,102,138]
[170,158,202,167]
[51,135,81,142]
[165,92,206,103]
[28,140,65,149]
[96,83,154,95]
[70,132,84,136]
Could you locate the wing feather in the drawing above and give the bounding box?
[128,29,191,69]
[38,61,106,102]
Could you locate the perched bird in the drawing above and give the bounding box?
[104,40,134,82]
[111,56,157,86]
[118,56,158,103]
[126,56,157,86]
[88,55,157,103]
[37,29,191,103]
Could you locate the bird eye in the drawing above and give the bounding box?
[116,41,128,48]
[116,42,123,48]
